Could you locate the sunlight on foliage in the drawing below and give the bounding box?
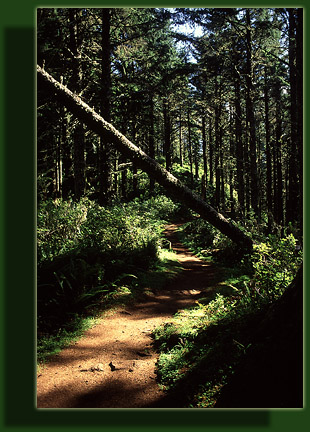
[37,195,183,362]
[251,234,302,302]
[153,227,302,407]
[153,292,253,402]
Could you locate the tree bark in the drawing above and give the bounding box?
[201,115,208,201]
[214,76,221,210]
[99,8,113,205]
[179,109,183,167]
[187,108,194,188]
[68,9,85,201]
[61,106,72,200]
[296,8,303,232]
[149,96,156,193]
[264,67,273,231]
[246,9,259,218]
[274,78,283,225]
[229,106,235,218]
[287,8,298,225]
[234,62,244,217]
[208,116,214,186]
[163,97,172,172]
[37,65,253,249]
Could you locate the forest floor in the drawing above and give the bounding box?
[36,223,221,409]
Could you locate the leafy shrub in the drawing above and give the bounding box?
[125,194,187,224]
[78,200,160,266]
[37,198,87,263]
[37,195,184,335]
[153,218,302,407]
[178,219,215,253]
[250,233,302,302]
[37,197,162,266]
[37,197,165,331]
[153,293,263,404]
[170,163,203,193]
[178,217,302,297]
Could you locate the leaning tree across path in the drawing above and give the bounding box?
[37,65,253,250]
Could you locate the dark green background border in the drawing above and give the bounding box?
[0,1,308,431]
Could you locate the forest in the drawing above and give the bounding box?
[37,8,303,408]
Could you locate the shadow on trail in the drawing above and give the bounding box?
[38,373,163,408]
[37,222,236,409]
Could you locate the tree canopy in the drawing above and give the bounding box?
[37,7,303,238]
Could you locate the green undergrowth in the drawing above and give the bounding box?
[153,218,302,407]
[37,315,100,364]
[153,292,267,407]
[138,249,183,294]
[37,194,183,364]
[177,217,302,302]
[37,248,182,364]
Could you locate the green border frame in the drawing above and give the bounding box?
[0,1,308,431]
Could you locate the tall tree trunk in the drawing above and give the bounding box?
[296,8,303,232]
[149,96,156,193]
[99,8,113,205]
[163,97,172,172]
[220,149,225,211]
[179,110,183,167]
[121,167,127,199]
[229,106,235,218]
[37,65,253,249]
[287,8,298,225]
[246,9,259,218]
[187,109,194,188]
[264,67,273,232]
[55,149,62,199]
[68,9,85,200]
[201,115,208,201]
[234,72,244,217]
[209,115,214,186]
[194,140,199,181]
[53,134,62,198]
[61,106,73,200]
[73,124,85,200]
[119,115,129,200]
[132,123,138,197]
[214,76,221,210]
[274,78,283,225]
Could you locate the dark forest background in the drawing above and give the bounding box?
[36,8,303,408]
[37,8,303,234]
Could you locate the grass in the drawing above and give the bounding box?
[37,247,182,366]
[37,315,100,363]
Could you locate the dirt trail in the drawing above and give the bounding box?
[36,223,218,408]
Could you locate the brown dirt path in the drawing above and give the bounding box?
[36,223,218,408]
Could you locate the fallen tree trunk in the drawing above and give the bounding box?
[37,65,253,250]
